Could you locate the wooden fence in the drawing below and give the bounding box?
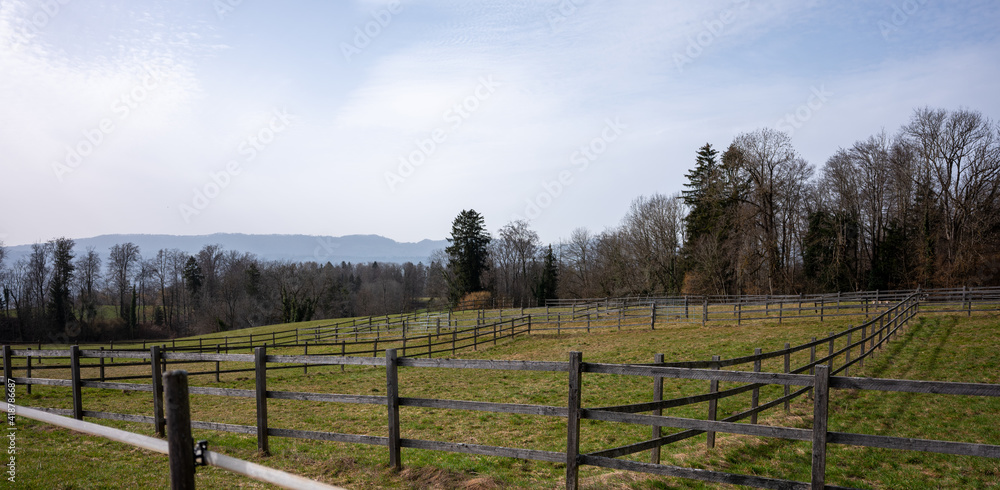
[1,392,341,489]
[26,286,998,357]
[9,316,532,384]
[6,293,1000,488]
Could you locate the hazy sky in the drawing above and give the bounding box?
[2,0,999,247]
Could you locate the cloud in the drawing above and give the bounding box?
[1,0,998,246]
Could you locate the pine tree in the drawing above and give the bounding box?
[535,245,558,306]
[183,256,204,306]
[444,209,492,303]
[682,143,722,243]
[47,237,75,334]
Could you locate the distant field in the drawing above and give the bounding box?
[10,311,1000,489]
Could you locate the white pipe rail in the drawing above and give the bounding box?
[1,402,344,490]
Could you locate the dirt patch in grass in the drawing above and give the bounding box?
[399,465,504,489]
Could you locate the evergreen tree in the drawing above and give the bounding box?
[129,284,138,337]
[535,245,558,306]
[444,209,492,302]
[681,143,722,243]
[47,237,75,334]
[680,143,746,294]
[183,256,204,305]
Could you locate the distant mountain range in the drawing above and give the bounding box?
[3,233,448,265]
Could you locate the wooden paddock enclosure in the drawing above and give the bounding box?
[4,291,1000,489]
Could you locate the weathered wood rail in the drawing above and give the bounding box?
[4,293,1000,488]
[19,287,997,357]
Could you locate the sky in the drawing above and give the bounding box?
[2,0,999,248]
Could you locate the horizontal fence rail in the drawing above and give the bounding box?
[14,286,999,355]
[1,400,342,489]
[3,292,999,488]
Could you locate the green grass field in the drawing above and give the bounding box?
[8,311,1000,489]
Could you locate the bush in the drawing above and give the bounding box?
[456,291,492,310]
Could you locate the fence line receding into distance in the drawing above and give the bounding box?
[4,293,1000,488]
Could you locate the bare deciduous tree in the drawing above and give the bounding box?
[492,220,541,307]
[903,107,1000,283]
[74,247,102,328]
[107,242,141,325]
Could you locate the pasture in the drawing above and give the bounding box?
[5,300,1000,488]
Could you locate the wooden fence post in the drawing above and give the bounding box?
[303,342,309,375]
[828,333,835,369]
[702,298,708,327]
[811,365,830,489]
[70,345,83,421]
[784,343,790,411]
[386,349,402,471]
[164,370,195,490]
[707,355,720,449]
[860,325,866,369]
[2,345,11,388]
[650,304,656,330]
[255,346,269,456]
[25,349,32,395]
[151,345,164,435]
[751,348,761,424]
[651,353,664,465]
[99,347,105,382]
[845,330,852,376]
[566,351,583,490]
[215,345,221,382]
[879,316,884,351]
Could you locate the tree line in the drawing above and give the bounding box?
[556,106,1000,297]
[0,240,438,342]
[1,106,997,342]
